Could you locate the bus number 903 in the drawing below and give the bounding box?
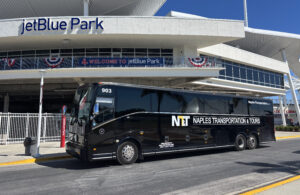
[102,88,112,94]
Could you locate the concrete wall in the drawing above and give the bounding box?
[198,44,289,74]
[0,16,244,37]
[0,16,245,50]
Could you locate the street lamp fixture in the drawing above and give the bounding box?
[34,69,46,157]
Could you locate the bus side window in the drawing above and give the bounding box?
[93,97,114,125]
[248,100,272,116]
[185,98,199,113]
[160,92,185,113]
[203,95,229,114]
[183,93,203,114]
[230,98,248,115]
[115,87,153,117]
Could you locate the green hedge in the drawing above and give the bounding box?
[276,126,300,132]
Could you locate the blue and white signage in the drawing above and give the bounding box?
[79,58,164,67]
[20,17,104,35]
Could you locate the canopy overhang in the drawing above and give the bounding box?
[0,0,167,19]
[228,27,300,77]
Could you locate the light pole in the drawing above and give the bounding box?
[243,0,249,27]
[34,69,46,157]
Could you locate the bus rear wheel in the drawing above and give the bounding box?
[117,141,138,165]
[247,134,258,150]
[234,134,246,151]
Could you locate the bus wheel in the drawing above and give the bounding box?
[117,141,138,165]
[235,134,246,151]
[247,134,258,150]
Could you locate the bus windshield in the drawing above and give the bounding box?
[72,86,93,121]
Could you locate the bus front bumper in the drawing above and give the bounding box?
[66,142,83,159]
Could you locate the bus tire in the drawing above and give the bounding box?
[234,134,246,151]
[117,141,138,165]
[247,134,258,150]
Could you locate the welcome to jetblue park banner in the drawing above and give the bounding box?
[0,57,166,70]
[79,58,164,67]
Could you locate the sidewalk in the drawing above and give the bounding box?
[275,131,300,138]
[0,142,69,165]
[257,178,300,195]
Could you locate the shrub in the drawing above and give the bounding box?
[294,126,300,132]
[276,125,300,132]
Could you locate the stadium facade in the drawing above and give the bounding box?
[0,0,299,125]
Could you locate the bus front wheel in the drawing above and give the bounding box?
[247,134,258,150]
[234,134,246,151]
[117,141,138,165]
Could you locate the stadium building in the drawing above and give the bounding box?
[0,0,299,125]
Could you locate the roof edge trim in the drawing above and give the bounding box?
[245,27,300,40]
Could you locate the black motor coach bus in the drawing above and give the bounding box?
[66,82,275,164]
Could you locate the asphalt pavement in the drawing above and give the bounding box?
[0,138,299,195]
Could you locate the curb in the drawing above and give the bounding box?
[276,135,300,140]
[0,155,73,166]
[240,174,300,195]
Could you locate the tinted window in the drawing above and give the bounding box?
[253,70,259,83]
[116,87,155,117]
[230,98,248,115]
[264,73,270,84]
[183,94,204,113]
[247,69,253,81]
[160,91,186,113]
[225,64,232,77]
[203,95,229,114]
[240,68,246,80]
[248,100,273,116]
[270,73,275,85]
[259,72,264,83]
[233,65,239,77]
[233,65,240,81]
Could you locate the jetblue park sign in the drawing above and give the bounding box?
[20,17,104,35]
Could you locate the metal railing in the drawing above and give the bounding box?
[0,113,69,145]
[0,56,222,71]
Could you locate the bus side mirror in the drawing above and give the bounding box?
[93,103,99,115]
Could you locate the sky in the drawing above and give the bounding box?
[157,0,300,101]
[156,0,300,34]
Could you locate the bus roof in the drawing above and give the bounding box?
[95,82,273,104]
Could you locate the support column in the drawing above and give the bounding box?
[279,96,287,126]
[283,95,288,108]
[3,94,9,113]
[83,0,89,16]
[281,49,300,126]
[183,46,198,66]
[174,46,198,66]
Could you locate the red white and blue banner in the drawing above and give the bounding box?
[79,57,164,67]
[188,57,207,67]
[1,58,16,67]
[44,57,64,68]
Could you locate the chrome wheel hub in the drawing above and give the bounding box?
[122,145,135,161]
[238,138,244,148]
[249,137,255,147]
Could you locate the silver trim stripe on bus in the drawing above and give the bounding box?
[91,145,234,160]
[143,145,234,156]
